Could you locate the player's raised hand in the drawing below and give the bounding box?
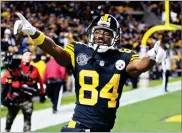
[147,41,166,63]
[14,13,36,35]
[153,40,160,53]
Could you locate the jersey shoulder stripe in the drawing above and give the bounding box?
[65,43,75,68]
[130,53,139,62]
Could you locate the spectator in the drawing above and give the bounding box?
[162,50,172,92]
[1,48,46,132]
[43,57,67,113]
[31,48,46,78]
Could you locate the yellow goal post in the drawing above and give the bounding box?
[139,1,182,88]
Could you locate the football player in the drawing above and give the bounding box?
[14,13,166,132]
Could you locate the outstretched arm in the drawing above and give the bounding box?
[126,57,155,77]
[126,41,166,77]
[31,31,71,66]
[14,13,71,67]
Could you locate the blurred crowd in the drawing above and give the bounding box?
[1,1,182,90]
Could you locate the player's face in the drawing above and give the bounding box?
[22,52,32,63]
[93,29,113,46]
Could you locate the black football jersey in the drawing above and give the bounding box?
[65,42,139,129]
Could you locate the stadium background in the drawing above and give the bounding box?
[1,1,181,132]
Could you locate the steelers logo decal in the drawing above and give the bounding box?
[115,60,125,70]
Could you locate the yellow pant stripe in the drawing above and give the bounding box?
[67,120,76,128]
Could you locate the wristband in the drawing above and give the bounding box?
[32,32,45,45]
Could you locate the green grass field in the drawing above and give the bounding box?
[1,77,181,118]
[35,90,181,132]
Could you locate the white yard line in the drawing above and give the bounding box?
[1,81,181,132]
[119,81,181,106]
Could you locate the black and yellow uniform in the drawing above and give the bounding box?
[63,42,139,131]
